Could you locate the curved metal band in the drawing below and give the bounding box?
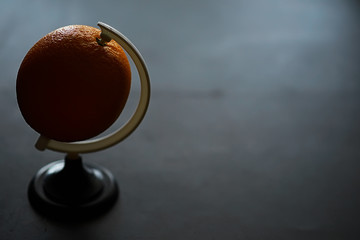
[35,22,150,154]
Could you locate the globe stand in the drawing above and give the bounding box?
[28,156,118,219]
[25,22,150,219]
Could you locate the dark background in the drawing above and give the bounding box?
[1,0,360,239]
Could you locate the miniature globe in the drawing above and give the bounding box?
[16,25,131,142]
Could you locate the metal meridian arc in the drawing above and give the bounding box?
[35,22,150,154]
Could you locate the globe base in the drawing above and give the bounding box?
[28,157,118,220]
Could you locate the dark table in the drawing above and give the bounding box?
[1,0,360,239]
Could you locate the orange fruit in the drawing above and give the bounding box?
[16,25,131,142]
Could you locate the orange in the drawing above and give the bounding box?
[16,25,131,142]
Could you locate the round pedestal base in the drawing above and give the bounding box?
[28,159,118,219]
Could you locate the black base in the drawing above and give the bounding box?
[28,157,118,220]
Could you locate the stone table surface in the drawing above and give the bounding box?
[0,0,360,239]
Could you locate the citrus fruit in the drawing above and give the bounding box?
[16,25,131,142]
